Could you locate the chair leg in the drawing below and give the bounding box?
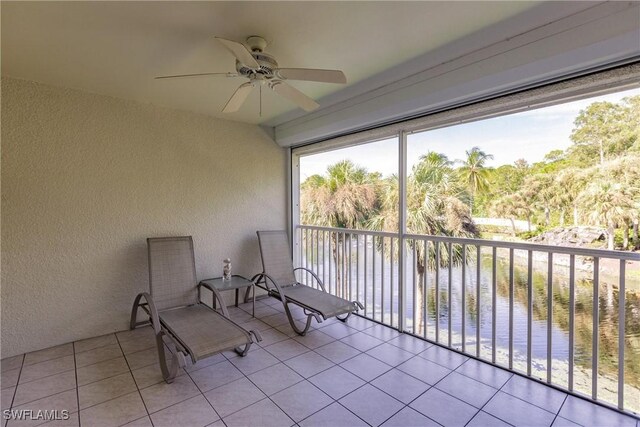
[284,303,315,336]
[157,333,185,383]
[336,312,351,322]
[234,342,252,356]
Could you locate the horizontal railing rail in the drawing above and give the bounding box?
[295,224,640,416]
[404,232,640,260]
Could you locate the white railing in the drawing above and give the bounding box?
[295,224,640,416]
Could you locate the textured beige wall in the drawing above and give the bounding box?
[1,78,287,357]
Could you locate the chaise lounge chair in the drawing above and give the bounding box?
[130,236,262,383]
[252,230,363,335]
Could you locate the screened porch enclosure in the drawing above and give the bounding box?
[294,226,639,415]
[291,69,640,418]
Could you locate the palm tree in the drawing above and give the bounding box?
[301,160,378,229]
[369,153,479,334]
[457,147,494,214]
[522,174,555,226]
[553,168,587,227]
[577,181,635,250]
[300,160,380,295]
[491,193,526,237]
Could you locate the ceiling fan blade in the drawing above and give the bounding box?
[270,81,319,112]
[155,72,238,80]
[275,68,347,84]
[214,37,260,69]
[222,82,254,113]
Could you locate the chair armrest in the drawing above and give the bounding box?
[251,273,288,304]
[197,282,230,318]
[293,267,326,292]
[130,292,161,336]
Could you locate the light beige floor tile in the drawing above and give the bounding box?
[13,371,76,406]
[270,380,333,422]
[24,344,73,367]
[150,394,218,427]
[371,369,431,404]
[76,357,129,387]
[40,411,79,427]
[74,344,122,369]
[315,341,360,364]
[131,363,184,390]
[118,335,155,355]
[2,355,24,373]
[116,327,154,343]
[238,319,272,332]
[189,360,243,392]
[9,390,78,427]
[121,416,152,427]
[380,406,440,427]
[227,348,278,376]
[253,328,289,347]
[19,356,75,384]
[222,398,294,427]
[410,387,477,427]
[124,348,159,371]
[79,391,146,427]
[309,365,365,400]
[74,334,117,354]
[263,340,309,361]
[387,334,433,354]
[1,387,15,410]
[203,377,265,418]
[299,402,369,427]
[483,391,556,427]
[284,351,335,378]
[339,384,404,427]
[78,372,136,409]
[139,375,200,413]
[247,363,303,396]
[292,330,335,350]
[2,368,21,389]
[183,354,226,373]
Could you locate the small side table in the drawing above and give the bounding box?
[199,275,255,318]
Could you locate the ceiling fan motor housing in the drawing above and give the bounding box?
[236,51,278,79]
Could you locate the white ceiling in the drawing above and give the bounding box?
[1,1,541,125]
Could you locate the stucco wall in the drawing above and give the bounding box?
[1,78,287,357]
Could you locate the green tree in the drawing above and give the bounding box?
[301,160,378,229]
[490,193,528,236]
[300,160,380,294]
[568,101,635,166]
[370,153,478,333]
[457,147,493,214]
[522,174,555,226]
[577,181,635,250]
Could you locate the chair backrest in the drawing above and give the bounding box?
[256,230,298,287]
[147,236,198,311]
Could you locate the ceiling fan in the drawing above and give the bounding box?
[155,36,347,113]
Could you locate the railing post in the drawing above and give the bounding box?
[398,130,407,332]
[618,259,625,410]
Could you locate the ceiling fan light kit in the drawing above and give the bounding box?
[156,35,346,114]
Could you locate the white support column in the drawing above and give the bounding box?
[398,131,408,332]
[291,149,301,267]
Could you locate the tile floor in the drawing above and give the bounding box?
[2,298,639,427]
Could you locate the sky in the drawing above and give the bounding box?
[299,87,640,179]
